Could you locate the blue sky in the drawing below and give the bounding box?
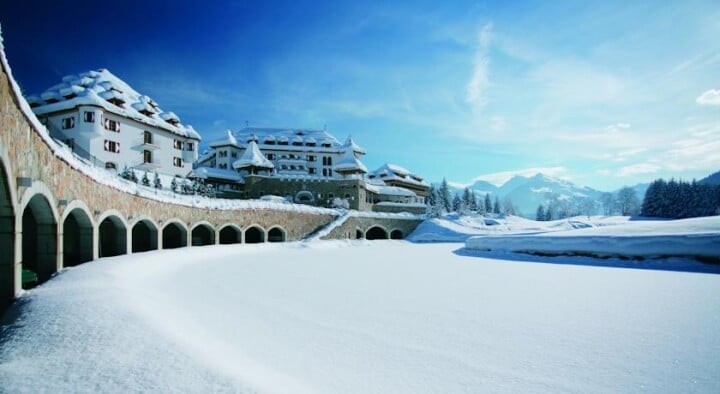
[2,0,719,190]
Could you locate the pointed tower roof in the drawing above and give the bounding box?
[210,130,238,148]
[343,135,366,155]
[334,147,368,174]
[232,140,274,170]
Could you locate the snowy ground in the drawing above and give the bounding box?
[2,240,719,393]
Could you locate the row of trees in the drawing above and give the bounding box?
[119,166,216,198]
[641,178,720,218]
[536,187,641,221]
[426,179,514,217]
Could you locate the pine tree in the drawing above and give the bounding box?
[439,178,452,213]
[493,196,501,214]
[452,194,462,212]
[484,193,492,214]
[170,177,178,193]
[141,171,150,186]
[470,190,478,212]
[462,188,472,211]
[153,172,162,189]
[536,204,546,221]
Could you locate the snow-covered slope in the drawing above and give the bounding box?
[466,216,720,259]
[1,242,719,392]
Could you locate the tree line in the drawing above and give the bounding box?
[641,178,720,218]
[426,178,514,217]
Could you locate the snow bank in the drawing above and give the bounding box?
[466,216,720,258]
[2,242,719,392]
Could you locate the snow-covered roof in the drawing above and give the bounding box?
[232,127,342,149]
[232,140,275,170]
[334,148,368,173]
[28,68,201,140]
[365,184,417,197]
[343,135,366,155]
[189,166,245,183]
[369,163,429,187]
[210,130,238,148]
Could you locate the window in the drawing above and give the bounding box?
[83,111,95,123]
[143,150,152,164]
[173,139,184,150]
[266,153,276,160]
[309,168,316,175]
[322,168,327,176]
[328,169,333,177]
[186,142,194,151]
[105,162,117,170]
[322,143,331,148]
[104,140,120,153]
[143,131,153,144]
[327,157,332,166]
[173,157,183,167]
[62,117,75,129]
[103,118,120,132]
[219,163,227,169]
[322,157,327,166]
[307,155,316,162]
[231,152,237,158]
[281,165,288,170]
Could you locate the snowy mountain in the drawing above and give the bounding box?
[699,169,720,185]
[446,173,603,217]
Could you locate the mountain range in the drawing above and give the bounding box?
[444,173,649,217]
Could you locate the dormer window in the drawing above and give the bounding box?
[322,143,332,148]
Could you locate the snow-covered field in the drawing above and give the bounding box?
[2,239,719,393]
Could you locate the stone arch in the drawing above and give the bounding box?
[244,224,265,244]
[191,221,216,246]
[97,210,128,258]
[162,219,188,249]
[130,216,159,253]
[294,191,314,204]
[365,225,389,240]
[355,228,364,239]
[219,224,242,244]
[61,200,95,267]
[390,229,404,240]
[267,226,286,243]
[18,182,60,285]
[0,156,16,309]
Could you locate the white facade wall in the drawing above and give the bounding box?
[43,106,198,177]
[208,144,346,179]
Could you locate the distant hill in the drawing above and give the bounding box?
[699,170,720,185]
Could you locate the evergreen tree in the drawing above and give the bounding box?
[153,172,162,189]
[493,196,501,214]
[439,178,452,213]
[452,194,462,212]
[428,187,443,217]
[462,188,472,211]
[470,190,479,212]
[141,171,150,186]
[536,204,546,221]
[170,177,178,193]
[484,193,492,214]
[545,200,554,221]
[427,185,437,208]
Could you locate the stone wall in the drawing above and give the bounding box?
[324,216,423,240]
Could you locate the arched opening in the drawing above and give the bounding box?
[219,226,242,244]
[191,224,215,246]
[390,229,403,240]
[267,227,286,243]
[132,219,158,253]
[0,160,15,310]
[98,215,127,257]
[162,222,187,249]
[365,226,388,240]
[295,191,314,204]
[22,194,57,285]
[355,229,364,239]
[63,208,93,267]
[245,226,265,244]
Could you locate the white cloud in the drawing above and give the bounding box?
[616,163,661,177]
[465,23,493,111]
[696,89,720,106]
[471,166,569,186]
[606,123,631,133]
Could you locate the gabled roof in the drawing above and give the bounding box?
[232,140,274,170]
[27,69,201,140]
[370,163,429,187]
[343,135,366,155]
[334,148,368,173]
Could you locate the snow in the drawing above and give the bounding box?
[30,68,201,140]
[343,135,366,155]
[466,216,720,258]
[232,127,343,149]
[233,140,275,170]
[2,241,719,392]
[333,147,368,173]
